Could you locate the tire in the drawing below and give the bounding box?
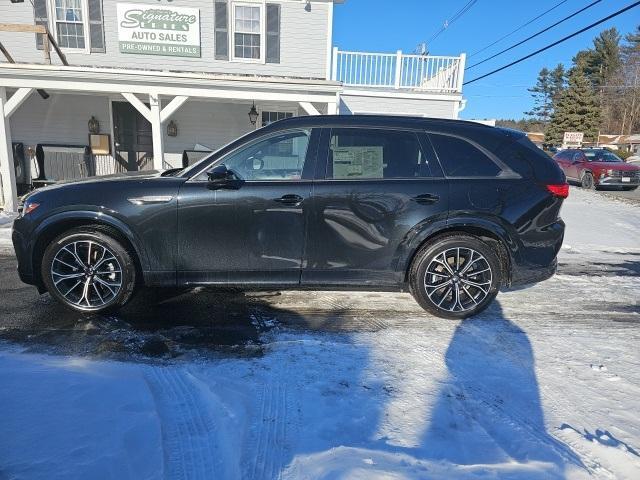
[581,172,595,189]
[41,227,137,313]
[409,234,501,320]
[622,186,638,191]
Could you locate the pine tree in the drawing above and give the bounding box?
[593,28,622,86]
[545,67,601,145]
[525,65,565,123]
[525,68,553,122]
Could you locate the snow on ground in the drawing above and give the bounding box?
[0,187,639,480]
[0,211,15,250]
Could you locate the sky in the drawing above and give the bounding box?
[332,0,639,120]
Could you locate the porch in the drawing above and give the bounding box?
[0,63,341,212]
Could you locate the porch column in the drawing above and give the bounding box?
[0,88,16,212]
[122,92,188,171]
[0,87,33,213]
[149,93,164,170]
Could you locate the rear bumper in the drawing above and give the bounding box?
[510,257,557,287]
[508,218,564,287]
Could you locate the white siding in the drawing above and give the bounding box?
[9,93,111,146]
[0,0,329,79]
[340,94,459,119]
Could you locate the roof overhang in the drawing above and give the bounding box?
[0,63,341,103]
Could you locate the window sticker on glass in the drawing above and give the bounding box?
[332,146,384,179]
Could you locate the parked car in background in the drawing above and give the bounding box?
[12,116,568,320]
[553,148,640,191]
[627,155,640,165]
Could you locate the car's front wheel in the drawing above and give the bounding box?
[41,227,136,313]
[581,172,595,189]
[409,234,501,319]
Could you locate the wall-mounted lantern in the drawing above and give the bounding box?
[248,102,259,126]
[88,116,100,134]
[167,120,178,137]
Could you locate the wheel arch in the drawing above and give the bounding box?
[30,212,146,289]
[402,222,513,286]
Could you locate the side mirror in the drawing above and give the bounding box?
[206,164,241,190]
[207,164,232,182]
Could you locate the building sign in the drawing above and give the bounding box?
[117,3,201,58]
[563,132,584,147]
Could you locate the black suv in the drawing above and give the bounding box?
[12,116,567,319]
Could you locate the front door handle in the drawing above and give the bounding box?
[273,194,304,206]
[412,193,440,205]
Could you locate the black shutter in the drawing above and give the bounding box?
[214,1,229,60]
[88,0,106,53]
[33,0,48,50]
[266,4,280,64]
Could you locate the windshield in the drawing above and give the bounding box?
[583,150,623,163]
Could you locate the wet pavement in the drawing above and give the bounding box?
[0,252,427,360]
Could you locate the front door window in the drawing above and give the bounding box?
[218,129,311,181]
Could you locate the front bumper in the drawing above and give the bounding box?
[597,174,639,187]
[11,218,37,287]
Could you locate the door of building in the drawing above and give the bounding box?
[112,101,153,172]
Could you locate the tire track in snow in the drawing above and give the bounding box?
[144,367,223,480]
[246,380,295,480]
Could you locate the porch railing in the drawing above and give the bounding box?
[331,48,465,93]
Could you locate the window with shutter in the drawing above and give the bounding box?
[266,4,280,64]
[34,0,48,50]
[214,1,229,60]
[52,0,87,49]
[88,0,105,53]
[44,0,98,52]
[233,4,262,60]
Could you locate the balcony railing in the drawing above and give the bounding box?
[331,48,465,93]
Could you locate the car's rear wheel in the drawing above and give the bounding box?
[409,234,501,319]
[41,228,136,313]
[581,172,595,189]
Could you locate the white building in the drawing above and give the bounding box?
[0,0,466,212]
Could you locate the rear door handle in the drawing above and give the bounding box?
[274,194,304,206]
[412,193,440,205]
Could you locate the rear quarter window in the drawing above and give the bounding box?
[428,133,501,177]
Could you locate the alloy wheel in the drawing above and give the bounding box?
[424,247,493,313]
[50,240,123,309]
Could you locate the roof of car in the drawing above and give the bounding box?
[260,114,506,134]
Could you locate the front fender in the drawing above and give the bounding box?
[29,209,149,274]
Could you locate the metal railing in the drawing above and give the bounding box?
[332,48,465,93]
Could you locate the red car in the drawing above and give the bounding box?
[553,148,639,191]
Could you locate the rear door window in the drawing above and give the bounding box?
[428,133,502,177]
[326,128,435,179]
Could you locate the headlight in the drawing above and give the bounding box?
[607,169,614,176]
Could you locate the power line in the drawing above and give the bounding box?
[463,1,640,86]
[426,0,478,46]
[469,0,569,58]
[468,0,602,70]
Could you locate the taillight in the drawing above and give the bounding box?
[545,183,569,199]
